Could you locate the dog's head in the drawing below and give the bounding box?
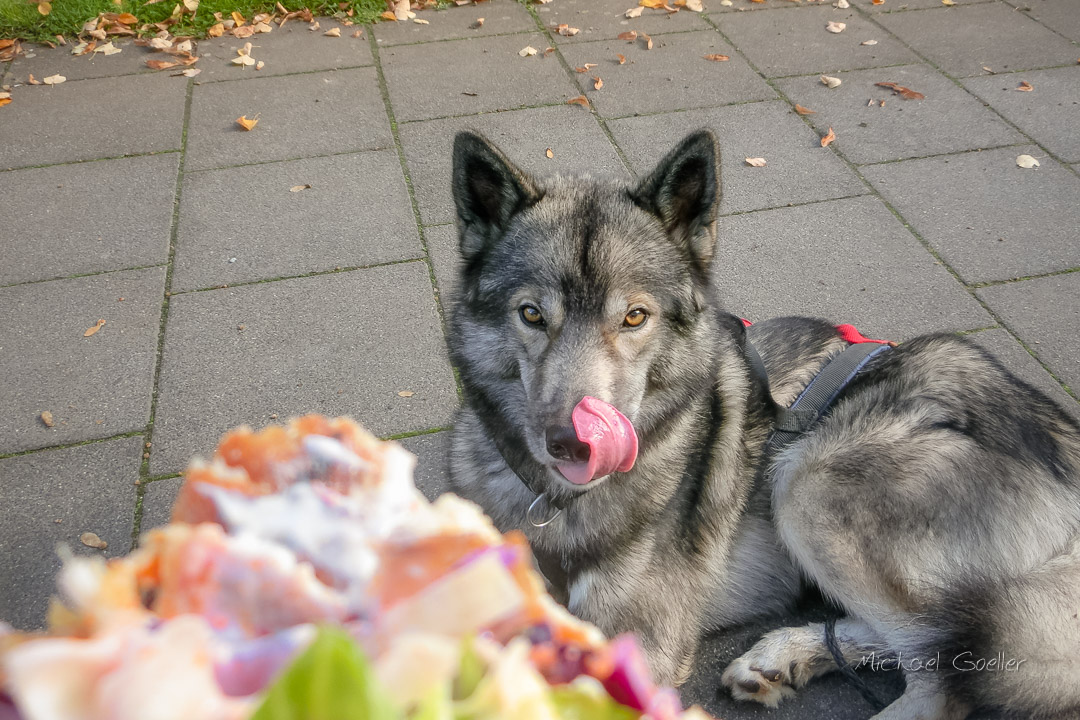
[449,130,722,495]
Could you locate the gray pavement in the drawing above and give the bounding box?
[1,0,1078,716]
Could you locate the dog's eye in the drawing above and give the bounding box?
[624,309,648,328]
[520,305,545,326]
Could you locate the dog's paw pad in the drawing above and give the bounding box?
[721,658,796,708]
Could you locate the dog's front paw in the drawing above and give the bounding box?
[721,656,797,708]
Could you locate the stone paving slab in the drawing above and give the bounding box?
[559,30,775,118]
[876,3,1079,78]
[0,154,178,286]
[184,66,392,171]
[608,101,867,215]
[373,0,535,46]
[851,0,994,11]
[1011,0,1080,43]
[862,145,1080,284]
[977,271,1080,396]
[0,73,187,170]
[424,224,459,303]
[0,267,165,454]
[150,262,457,474]
[715,196,992,338]
[0,436,141,630]
[11,39,154,82]
[399,104,629,226]
[775,64,1024,165]
[140,475,183,534]
[962,65,1080,163]
[968,328,1079,421]
[715,5,919,78]
[380,33,579,122]
[172,150,421,291]
[536,0,709,42]
[196,19,373,81]
[398,431,450,502]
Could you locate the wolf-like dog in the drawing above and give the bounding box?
[444,129,1080,719]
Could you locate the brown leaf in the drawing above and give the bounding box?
[206,22,224,37]
[380,10,397,20]
[84,318,106,337]
[290,184,311,192]
[80,532,108,550]
[820,127,836,148]
[324,27,341,37]
[575,63,597,72]
[147,58,180,70]
[554,23,580,36]
[397,390,415,397]
[1016,80,1033,92]
[875,81,925,100]
[28,74,41,85]
[352,29,363,38]
[567,94,590,107]
[236,114,259,131]
[617,31,638,41]
[471,17,484,28]
[116,12,137,23]
[231,25,256,38]
[745,157,767,167]
[593,76,603,90]
[41,411,54,427]
[794,103,816,115]
[617,53,627,65]
[640,32,653,50]
[704,54,730,62]
[545,148,554,158]
[0,39,15,50]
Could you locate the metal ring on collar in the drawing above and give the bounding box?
[527,493,562,528]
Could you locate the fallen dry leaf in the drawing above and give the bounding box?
[236,114,259,131]
[324,27,341,36]
[795,103,816,114]
[413,18,429,24]
[232,54,255,66]
[872,0,884,4]
[255,60,264,70]
[861,39,878,46]
[626,6,643,17]
[555,24,580,36]
[821,74,842,88]
[290,184,311,192]
[232,25,256,38]
[704,54,730,62]
[820,127,836,147]
[147,36,172,50]
[352,29,363,38]
[38,1,51,15]
[835,0,848,6]
[745,157,767,167]
[544,47,556,56]
[618,31,638,41]
[519,45,538,57]
[309,21,320,31]
[41,411,54,427]
[545,148,554,158]
[93,41,122,55]
[397,390,415,397]
[0,95,11,108]
[575,63,598,72]
[567,94,590,107]
[183,0,199,12]
[28,74,41,85]
[43,73,66,85]
[174,39,193,53]
[640,32,653,50]
[617,53,627,64]
[116,12,137,23]
[1016,80,1033,92]
[826,21,846,33]
[174,67,201,77]
[254,21,272,32]
[1016,154,1039,169]
[720,0,732,5]
[84,318,106,336]
[231,10,246,25]
[80,532,108,550]
[639,0,668,6]
[876,81,925,100]
[941,0,955,5]
[471,17,484,28]
[593,76,603,90]
[380,10,396,20]
[677,0,704,10]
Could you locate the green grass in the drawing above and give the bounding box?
[0,0,387,42]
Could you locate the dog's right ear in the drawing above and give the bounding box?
[452,132,542,260]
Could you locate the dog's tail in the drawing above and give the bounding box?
[922,535,1080,717]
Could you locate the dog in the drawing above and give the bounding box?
[443,129,1080,719]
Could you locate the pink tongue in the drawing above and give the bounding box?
[557,396,638,485]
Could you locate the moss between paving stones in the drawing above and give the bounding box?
[0,0,389,43]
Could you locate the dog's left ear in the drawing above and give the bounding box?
[630,130,720,273]
[452,131,543,261]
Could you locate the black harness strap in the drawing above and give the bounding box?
[748,336,893,713]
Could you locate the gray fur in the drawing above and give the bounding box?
[445,130,1080,718]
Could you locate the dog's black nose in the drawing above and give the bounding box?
[545,426,590,464]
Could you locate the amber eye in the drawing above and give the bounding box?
[624,308,648,328]
[520,304,545,326]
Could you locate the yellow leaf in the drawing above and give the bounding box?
[207,22,224,36]
[380,10,397,20]
[232,54,255,65]
[231,10,246,25]
[42,73,66,85]
[37,1,51,15]
[0,96,11,108]
[84,318,106,336]
[639,0,667,7]
[413,17,429,24]
[236,114,259,131]
[116,12,137,23]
